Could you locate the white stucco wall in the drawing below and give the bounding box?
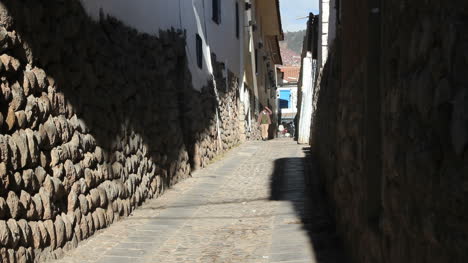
[318,0,337,70]
[79,0,244,91]
[318,0,330,69]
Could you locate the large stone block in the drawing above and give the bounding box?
[6,219,20,248]
[6,191,23,220]
[28,221,42,249]
[43,220,56,249]
[17,219,32,247]
[32,67,48,91]
[0,55,20,73]
[54,215,66,248]
[19,190,35,220]
[0,220,10,247]
[37,220,49,248]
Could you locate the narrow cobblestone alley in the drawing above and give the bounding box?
[51,140,344,263]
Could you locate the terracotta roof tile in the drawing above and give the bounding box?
[279,66,300,83]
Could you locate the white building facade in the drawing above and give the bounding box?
[80,0,246,91]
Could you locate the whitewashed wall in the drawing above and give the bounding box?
[318,0,337,69]
[80,0,244,90]
[298,52,314,144]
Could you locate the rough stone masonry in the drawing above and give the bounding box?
[311,1,468,263]
[0,1,251,262]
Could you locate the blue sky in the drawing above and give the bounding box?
[280,0,319,32]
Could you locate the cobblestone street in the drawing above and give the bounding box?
[53,139,344,263]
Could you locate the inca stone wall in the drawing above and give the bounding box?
[311,1,468,263]
[0,1,243,262]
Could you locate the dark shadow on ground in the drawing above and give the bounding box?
[270,147,347,263]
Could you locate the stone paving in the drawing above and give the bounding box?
[52,139,345,263]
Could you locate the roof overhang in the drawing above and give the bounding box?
[266,35,283,65]
[258,0,284,40]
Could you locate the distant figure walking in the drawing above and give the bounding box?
[258,106,272,141]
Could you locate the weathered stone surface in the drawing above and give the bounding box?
[32,67,48,91]
[54,215,66,248]
[44,220,56,249]
[6,191,22,219]
[16,246,27,263]
[0,220,10,247]
[67,134,81,162]
[39,189,52,220]
[7,249,14,263]
[32,194,43,219]
[0,55,20,73]
[0,197,7,219]
[0,247,7,263]
[37,220,49,248]
[23,71,37,96]
[21,169,36,192]
[42,176,55,198]
[43,117,59,147]
[51,176,65,200]
[98,188,108,207]
[39,151,48,168]
[85,213,94,235]
[37,94,51,121]
[25,129,38,165]
[67,191,78,213]
[17,219,32,247]
[0,136,9,162]
[6,219,20,248]
[34,166,47,185]
[21,171,33,191]
[0,2,244,261]
[78,194,88,215]
[309,3,468,263]
[12,131,30,169]
[79,215,88,239]
[19,190,35,220]
[10,82,25,111]
[96,208,106,229]
[83,168,95,188]
[0,3,13,29]
[95,146,104,164]
[15,111,27,128]
[28,221,42,249]
[5,107,16,131]
[61,212,73,241]
[91,211,99,230]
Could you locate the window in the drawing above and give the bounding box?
[235,2,240,38]
[212,0,221,24]
[196,34,203,69]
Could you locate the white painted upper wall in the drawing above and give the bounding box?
[79,0,244,91]
[318,0,337,69]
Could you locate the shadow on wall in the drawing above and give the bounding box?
[310,2,468,262]
[0,1,240,261]
[269,148,347,263]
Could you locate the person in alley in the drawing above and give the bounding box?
[258,106,273,140]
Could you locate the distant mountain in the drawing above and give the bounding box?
[281,30,306,54]
[279,30,306,66]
